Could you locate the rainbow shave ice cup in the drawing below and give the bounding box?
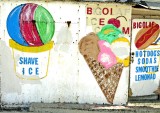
[7,3,55,80]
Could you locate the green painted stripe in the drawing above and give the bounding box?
[34,6,55,44]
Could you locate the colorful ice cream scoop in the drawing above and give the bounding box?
[97,24,122,44]
[7,3,55,46]
[78,32,100,60]
[98,40,117,69]
[111,37,130,67]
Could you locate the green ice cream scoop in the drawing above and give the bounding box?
[97,24,122,44]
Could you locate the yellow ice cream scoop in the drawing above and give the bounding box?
[111,37,130,67]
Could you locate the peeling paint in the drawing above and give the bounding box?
[54,24,73,53]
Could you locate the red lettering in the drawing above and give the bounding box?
[110,8,112,15]
[133,21,156,29]
[143,22,147,28]
[149,22,154,27]
[139,22,142,29]
[122,27,130,34]
[87,7,112,15]
[133,22,136,29]
[99,18,105,25]
[102,8,109,15]
[152,22,155,27]
[87,7,92,15]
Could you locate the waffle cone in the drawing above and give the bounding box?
[84,56,123,104]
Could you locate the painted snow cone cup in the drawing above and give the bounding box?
[7,3,55,80]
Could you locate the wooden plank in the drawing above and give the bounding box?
[132,7,160,16]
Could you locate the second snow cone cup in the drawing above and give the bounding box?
[7,3,55,80]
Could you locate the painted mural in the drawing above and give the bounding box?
[0,1,132,106]
[130,19,160,96]
[6,3,55,80]
[79,4,131,104]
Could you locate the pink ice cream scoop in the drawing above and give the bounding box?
[98,40,117,69]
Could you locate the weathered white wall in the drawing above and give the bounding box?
[0,1,107,105]
[0,0,130,106]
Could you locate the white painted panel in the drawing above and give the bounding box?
[130,19,160,96]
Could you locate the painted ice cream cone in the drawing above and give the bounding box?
[79,32,123,104]
[85,57,123,104]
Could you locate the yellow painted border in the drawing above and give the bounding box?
[9,39,54,53]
